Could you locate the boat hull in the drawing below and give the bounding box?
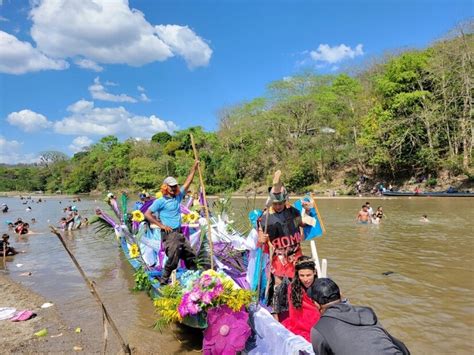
[382,191,474,197]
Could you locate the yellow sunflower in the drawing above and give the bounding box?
[181,213,190,224]
[188,211,199,224]
[129,243,140,258]
[131,210,144,222]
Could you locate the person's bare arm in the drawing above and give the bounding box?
[144,209,172,232]
[182,160,199,193]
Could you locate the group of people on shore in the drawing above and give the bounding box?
[135,163,409,354]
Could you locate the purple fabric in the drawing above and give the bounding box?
[139,199,155,213]
[110,198,121,220]
[98,211,118,227]
[180,205,191,215]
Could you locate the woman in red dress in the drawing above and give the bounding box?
[282,256,321,341]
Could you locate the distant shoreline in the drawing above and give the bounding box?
[0,190,402,200]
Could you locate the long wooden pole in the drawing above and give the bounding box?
[255,208,270,301]
[2,241,6,270]
[189,134,215,270]
[49,226,131,354]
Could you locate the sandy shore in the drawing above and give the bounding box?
[0,273,96,354]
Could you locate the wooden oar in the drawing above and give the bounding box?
[49,226,131,354]
[189,134,215,270]
[2,241,6,270]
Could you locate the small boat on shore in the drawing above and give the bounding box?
[382,190,474,197]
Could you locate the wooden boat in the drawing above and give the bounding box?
[94,193,315,354]
[382,190,474,197]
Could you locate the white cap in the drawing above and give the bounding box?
[163,176,178,186]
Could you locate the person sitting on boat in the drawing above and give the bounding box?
[258,170,304,321]
[144,160,200,285]
[308,278,410,355]
[1,234,18,256]
[281,256,321,341]
[356,205,371,224]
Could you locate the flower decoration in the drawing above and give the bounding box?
[203,305,251,355]
[129,243,140,258]
[131,210,145,222]
[178,274,224,318]
[181,213,190,224]
[181,211,200,225]
[188,211,200,224]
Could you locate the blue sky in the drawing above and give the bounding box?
[0,0,472,164]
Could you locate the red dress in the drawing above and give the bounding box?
[281,284,321,341]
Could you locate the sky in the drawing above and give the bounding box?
[0,0,472,164]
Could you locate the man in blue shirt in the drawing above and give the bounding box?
[144,160,199,284]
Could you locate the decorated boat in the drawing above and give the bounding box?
[94,192,317,354]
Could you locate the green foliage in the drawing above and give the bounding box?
[0,26,472,193]
[132,267,152,293]
[425,178,438,187]
[153,283,184,331]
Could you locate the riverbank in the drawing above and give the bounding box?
[0,273,92,353]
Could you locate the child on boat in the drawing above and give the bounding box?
[281,256,321,341]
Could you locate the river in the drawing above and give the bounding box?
[1,195,473,354]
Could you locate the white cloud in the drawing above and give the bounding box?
[7,109,52,132]
[310,44,364,64]
[30,0,174,67]
[74,58,103,72]
[89,77,137,103]
[54,101,177,138]
[0,136,39,165]
[140,93,151,102]
[155,25,212,69]
[104,80,118,86]
[0,30,69,74]
[69,136,93,153]
[67,99,94,113]
[137,85,145,92]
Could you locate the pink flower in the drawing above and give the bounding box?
[203,306,251,355]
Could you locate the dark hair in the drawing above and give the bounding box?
[290,256,316,309]
[307,278,341,305]
[2,233,9,240]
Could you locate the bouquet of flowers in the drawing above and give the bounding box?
[154,269,254,326]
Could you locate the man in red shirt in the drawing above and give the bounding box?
[258,171,304,320]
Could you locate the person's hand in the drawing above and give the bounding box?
[193,160,200,169]
[258,229,269,244]
[161,225,173,233]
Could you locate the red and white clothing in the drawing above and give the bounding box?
[259,206,303,279]
[282,284,321,341]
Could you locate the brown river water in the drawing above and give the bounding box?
[1,195,473,354]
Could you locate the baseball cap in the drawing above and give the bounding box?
[307,278,341,305]
[163,176,178,186]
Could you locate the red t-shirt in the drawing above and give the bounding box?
[259,206,302,278]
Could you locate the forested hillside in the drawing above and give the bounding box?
[1,27,472,194]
